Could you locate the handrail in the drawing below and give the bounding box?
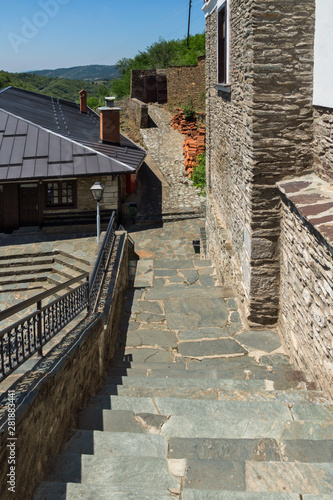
[0,279,89,381]
[89,212,116,313]
[89,212,115,291]
[0,272,89,323]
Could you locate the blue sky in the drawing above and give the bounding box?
[0,0,205,73]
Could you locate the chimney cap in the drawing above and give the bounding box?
[98,106,121,112]
[79,89,87,95]
[104,96,116,107]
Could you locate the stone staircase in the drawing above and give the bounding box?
[0,249,93,394]
[33,221,333,499]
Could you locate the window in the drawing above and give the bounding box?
[46,180,75,207]
[217,0,229,85]
[218,4,227,84]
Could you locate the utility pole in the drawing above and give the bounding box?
[187,0,192,47]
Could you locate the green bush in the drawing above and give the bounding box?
[111,33,205,99]
[191,152,206,196]
[182,99,195,121]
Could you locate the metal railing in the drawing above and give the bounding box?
[89,212,117,313]
[0,212,118,381]
[0,274,89,381]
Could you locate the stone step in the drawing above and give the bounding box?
[45,454,181,490]
[37,456,333,495]
[34,482,174,500]
[47,273,84,288]
[63,399,333,440]
[56,250,91,268]
[243,461,333,495]
[78,408,167,433]
[182,459,333,494]
[52,262,84,280]
[0,263,53,277]
[81,395,333,423]
[182,493,328,500]
[0,283,46,292]
[107,363,311,390]
[62,429,333,464]
[62,430,168,457]
[169,436,333,463]
[53,255,91,273]
[0,255,54,268]
[0,272,50,289]
[97,376,328,403]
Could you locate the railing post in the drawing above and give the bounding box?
[37,300,43,357]
[87,275,91,315]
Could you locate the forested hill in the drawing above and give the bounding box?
[0,70,111,105]
[27,65,119,81]
[0,34,205,103]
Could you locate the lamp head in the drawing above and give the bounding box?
[90,181,104,202]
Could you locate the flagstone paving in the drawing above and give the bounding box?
[34,218,333,499]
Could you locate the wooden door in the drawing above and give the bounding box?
[19,184,39,226]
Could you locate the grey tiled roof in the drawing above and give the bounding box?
[0,87,146,181]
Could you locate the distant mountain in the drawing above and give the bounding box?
[27,65,119,81]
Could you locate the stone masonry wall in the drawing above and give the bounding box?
[205,0,315,324]
[0,232,129,500]
[205,0,257,318]
[167,56,206,109]
[131,59,205,110]
[314,106,333,182]
[131,69,166,102]
[128,98,149,129]
[278,193,333,399]
[77,175,118,211]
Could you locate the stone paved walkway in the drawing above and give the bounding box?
[34,218,333,499]
[137,105,205,216]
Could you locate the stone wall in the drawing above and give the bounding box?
[77,175,119,211]
[131,59,205,110]
[314,106,333,182]
[277,175,333,399]
[0,232,129,500]
[128,98,149,129]
[131,69,166,102]
[167,56,206,109]
[205,0,315,324]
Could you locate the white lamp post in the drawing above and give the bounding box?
[90,181,104,243]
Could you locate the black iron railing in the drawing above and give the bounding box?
[89,212,117,314]
[0,274,89,381]
[0,212,118,381]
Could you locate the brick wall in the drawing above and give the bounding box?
[205,0,315,324]
[277,176,333,399]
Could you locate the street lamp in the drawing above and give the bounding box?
[90,181,104,243]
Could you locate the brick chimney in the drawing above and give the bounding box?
[98,98,120,144]
[79,89,87,113]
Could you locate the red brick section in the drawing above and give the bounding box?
[171,109,206,177]
[79,89,87,113]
